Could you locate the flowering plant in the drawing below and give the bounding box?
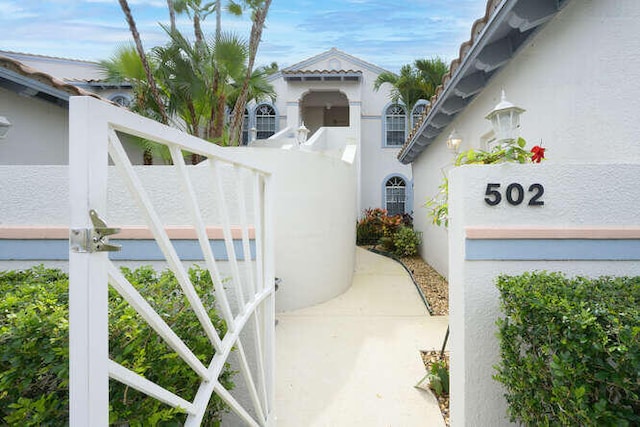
[426,137,546,227]
[530,145,545,163]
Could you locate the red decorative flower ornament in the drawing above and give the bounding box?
[531,145,545,163]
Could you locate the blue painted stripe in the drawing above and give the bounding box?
[466,239,640,261]
[0,239,256,261]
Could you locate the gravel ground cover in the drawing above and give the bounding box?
[397,255,449,316]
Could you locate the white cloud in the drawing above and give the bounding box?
[0,1,38,19]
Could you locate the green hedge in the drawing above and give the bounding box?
[494,272,640,426]
[0,265,234,426]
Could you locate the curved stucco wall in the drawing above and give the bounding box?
[223,146,358,312]
[1,144,357,312]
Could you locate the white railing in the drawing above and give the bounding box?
[69,97,275,426]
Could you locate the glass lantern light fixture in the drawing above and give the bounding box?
[485,89,524,142]
[296,122,310,145]
[446,129,462,152]
[0,116,11,139]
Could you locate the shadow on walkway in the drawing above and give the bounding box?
[275,247,448,426]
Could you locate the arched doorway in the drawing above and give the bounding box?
[299,91,349,135]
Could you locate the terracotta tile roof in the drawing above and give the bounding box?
[281,68,363,81]
[0,54,109,103]
[398,0,569,163]
[281,47,389,75]
[282,69,362,75]
[398,0,503,161]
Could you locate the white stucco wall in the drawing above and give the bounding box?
[0,165,252,226]
[411,143,452,276]
[448,163,640,426]
[223,145,358,312]
[0,87,69,165]
[268,50,413,217]
[0,88,154,166]
[1,141,357,313]
[411,0,640,276]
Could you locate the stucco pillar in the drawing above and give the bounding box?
[349,101,362,213]
[286,101,299,131]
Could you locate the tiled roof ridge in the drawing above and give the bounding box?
[398,0,503,159]
[282,47,391,74]
[0,49,99,65]
[0,54,110,102]
[326,47,390,73]
[282,69,363,74]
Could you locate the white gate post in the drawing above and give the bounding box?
[69,97,110,426]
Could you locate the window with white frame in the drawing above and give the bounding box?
[412,102,427,127]
[385,104,406,146]
[385,176,406,216]
[255,104,276,139]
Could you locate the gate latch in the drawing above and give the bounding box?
[70,209,122,253]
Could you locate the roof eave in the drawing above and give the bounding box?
[0,66,73,105]
[399,0,570,165]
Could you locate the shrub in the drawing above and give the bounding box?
[392,226,421,257]
[0,265,234,426]
[356,208,403,246]
[494,272,640,426]
[427,358,449,397]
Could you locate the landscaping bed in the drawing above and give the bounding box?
[397,255,448,316]
[421,350,450,427]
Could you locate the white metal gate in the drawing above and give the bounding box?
[68,97,275,426]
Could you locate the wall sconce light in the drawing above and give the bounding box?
[0,116,12,139]
[250,127,257,143]
[485,89,525,142]
[296,122,310,145]
[446,129,462,152]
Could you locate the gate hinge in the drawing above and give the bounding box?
[70,209,122,253]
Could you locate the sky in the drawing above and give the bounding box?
[0,0,488,73]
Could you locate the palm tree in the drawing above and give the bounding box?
[116,0,273,150]
[228,0,273,146]
[415,58,449,99]
[374,57,448,127]
[100,43,171,164]
[117,0,169,128]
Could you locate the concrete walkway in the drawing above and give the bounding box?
[275,247,448,426]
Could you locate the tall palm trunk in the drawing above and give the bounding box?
[216,0,221,41]
[193,15,204,44]
[229,0,272,146]
[167,0,177,32]
[118,0,169,127]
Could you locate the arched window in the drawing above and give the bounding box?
[242,108,250,145]
[110,94,131,108]
[385,104,406,146]
[385,176,406,216]
[255,104,276,139]
[412,102,427,127]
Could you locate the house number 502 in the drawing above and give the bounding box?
[484,183,544,206]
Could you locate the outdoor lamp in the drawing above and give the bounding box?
[250,127,257,143]
[446,129,462,152]
[296,122,310,145]
[0,116,11,139]
[485,90,524,142]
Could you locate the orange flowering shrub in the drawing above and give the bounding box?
[356,208,404,246]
